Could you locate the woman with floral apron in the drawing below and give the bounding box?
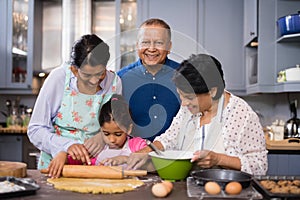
[27,34,122,178]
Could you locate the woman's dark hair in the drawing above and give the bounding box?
[70,34,110,68]
[99,94,133,131]
[172,54,225,100]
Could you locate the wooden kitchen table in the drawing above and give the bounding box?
[8,170,197,200]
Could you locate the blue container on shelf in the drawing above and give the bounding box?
[277,12,300,36]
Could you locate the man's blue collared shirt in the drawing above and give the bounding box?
[118,58,180,141]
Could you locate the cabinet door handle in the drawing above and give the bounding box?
[250,32,255,36]
[29,152,40,157]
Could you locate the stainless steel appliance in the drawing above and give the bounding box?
[284,100,300,139]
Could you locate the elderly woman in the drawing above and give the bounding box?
[127,54,268,175]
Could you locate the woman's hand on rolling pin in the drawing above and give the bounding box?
[84,133,105,157]
[191,150,220,168]
[67,144,91,165]
[48,151,67,178]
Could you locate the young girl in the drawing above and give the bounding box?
[67,94,147,166]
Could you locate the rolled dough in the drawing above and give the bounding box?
[47,177,144,194]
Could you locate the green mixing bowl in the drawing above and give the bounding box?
[149,150,194,181]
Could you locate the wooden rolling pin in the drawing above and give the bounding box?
[40,165,147,179]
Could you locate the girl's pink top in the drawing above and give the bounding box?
[67,136,147,165]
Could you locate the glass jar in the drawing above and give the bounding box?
[6,107,23,128]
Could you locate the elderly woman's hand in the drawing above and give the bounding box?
[100,156,128,166]
[126,153,149,170]
[191,150,220,168]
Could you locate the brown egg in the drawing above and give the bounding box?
[152,183,169,197]
[162,181,173,192]
[204,181,221,195]
[225,181,242,195]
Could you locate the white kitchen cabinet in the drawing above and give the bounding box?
[0,0,42,94]
[137,0,245,95]
[246,0,300,94]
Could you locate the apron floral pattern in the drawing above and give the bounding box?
[38,65,118,169]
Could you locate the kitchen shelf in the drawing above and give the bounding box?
[275,81,300,92]
[247,81,300,94]
[276,33,300,43]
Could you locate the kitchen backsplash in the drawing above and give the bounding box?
[0,92,299,128]
[0,95,35,125]
[242,93,300,127]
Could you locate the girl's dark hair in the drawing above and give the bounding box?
[70,34,110,68]
[172,54,225,100]
[99,94,133,131]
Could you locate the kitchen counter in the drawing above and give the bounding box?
[5,170,300,199]
[8,170,197,200]
[0,127,27,134]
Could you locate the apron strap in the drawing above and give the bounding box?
[216,94,225,123]
[111,71,118,93]
[64,64,72,89]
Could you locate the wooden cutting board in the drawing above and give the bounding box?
[266,138,300,150]
[0,161,27,177]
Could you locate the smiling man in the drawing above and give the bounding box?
[118,18,180,141]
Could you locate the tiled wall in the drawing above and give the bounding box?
[0,95,37,124]
[0,92,300,128]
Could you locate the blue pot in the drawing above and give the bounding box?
[277,12,300,36]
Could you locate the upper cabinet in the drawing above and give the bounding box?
[199,0,244,94]
[244,0,258,46]
[0,1,7,88]
[0,0,297,95]
[246,0,300,94]
[0,0,42,94]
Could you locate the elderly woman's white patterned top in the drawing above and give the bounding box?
[155,93,268,175]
